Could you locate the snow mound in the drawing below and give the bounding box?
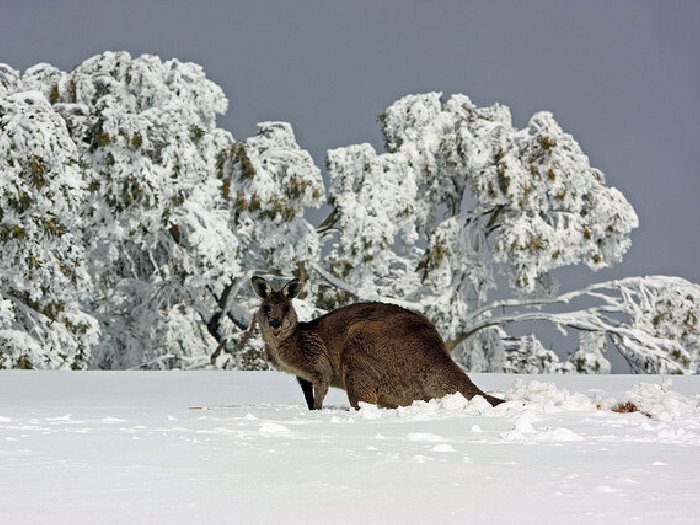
[358,392,499,420]
[501,409,538,441]
[630,393,700,444]
[348,379,698,447]
[501,407,584,442]
[616,379,700,422]
[259,422,290,434]
[533,426,584,443]
[506,380,596,411]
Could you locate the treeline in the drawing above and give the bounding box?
[0,52,697,373]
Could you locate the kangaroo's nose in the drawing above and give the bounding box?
[270,319,282,329]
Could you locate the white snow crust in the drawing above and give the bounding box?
[1,372,698,524]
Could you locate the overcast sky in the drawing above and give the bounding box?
[2,0,699,289]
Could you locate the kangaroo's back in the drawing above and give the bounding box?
[306,301,432,344]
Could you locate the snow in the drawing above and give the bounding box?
[1,372,699,524]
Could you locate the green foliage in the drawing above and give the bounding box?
[239,346,270,371]
[130,132,143,150]
[6,189,32,214]
[67,79,77,103]
[16,355,34,369]
[230,142,255,179]
[91,120,111,150]
[537,135,557,150]
[49,84,60,104]
[0,224,28,241]
[189,125,204,141]
[284,175,312,199]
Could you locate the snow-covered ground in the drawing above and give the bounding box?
[1,372,699,524]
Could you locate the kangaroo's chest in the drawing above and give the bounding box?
[264,333,341,386]
[264,337,308,376]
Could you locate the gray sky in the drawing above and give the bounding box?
[2,0,699,288]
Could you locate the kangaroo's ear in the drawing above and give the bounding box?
[251,276,273,298]
[282,278,302,299]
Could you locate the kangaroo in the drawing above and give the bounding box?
[251,276,504,410]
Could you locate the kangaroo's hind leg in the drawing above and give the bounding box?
[342,334,382,410]
[344,367,379,410]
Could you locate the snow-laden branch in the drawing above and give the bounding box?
[448,276,699,374]
[309,261,426,311]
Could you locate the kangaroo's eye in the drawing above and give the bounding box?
[263,305,271,316]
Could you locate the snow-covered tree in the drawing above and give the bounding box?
[502,334,574,374]
[2,54,699,374]
[0,90,98,369]
[70,53,323,370]
[207,120,324,369]
[318,92,699,374]
[1,52,323,370]
[66,53,235,368]
[322,93,637,319]
[456,276,700,374]
[20,52,239,369]
[608,276,699,373]
[455,328,575,374]
[452,327,507,373]
[569,332,611,374]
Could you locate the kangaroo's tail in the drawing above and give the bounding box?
[455,372,505,406]
[481,392,505,406]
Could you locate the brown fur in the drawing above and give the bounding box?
[252,277,504,410]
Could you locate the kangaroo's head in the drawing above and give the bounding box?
[251,276,302,340]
